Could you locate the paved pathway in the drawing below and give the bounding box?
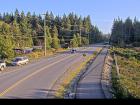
[76,48,108,99]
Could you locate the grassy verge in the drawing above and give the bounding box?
[5,48,68,65]
[110,47,140,99]
[54,48,102,98]
[26,48,67,60]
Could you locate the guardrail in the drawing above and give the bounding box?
[113,53,120,78]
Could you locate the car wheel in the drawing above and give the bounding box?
[0,66,4,71]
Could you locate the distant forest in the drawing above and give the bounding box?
[110,17,140,47]
[0,9,109,58]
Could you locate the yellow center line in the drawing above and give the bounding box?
[0,54,77,97]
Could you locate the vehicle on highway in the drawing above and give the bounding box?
[11,56,29,66]
[71,49,77,53]
[0,60,6,71]
[104,42,109,45]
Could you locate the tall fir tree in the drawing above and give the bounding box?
[51,26,60,49]
[70,34,78,47]
[133,17,140,42]
[45,26,52,49]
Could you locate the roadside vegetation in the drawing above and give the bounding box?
[20,48,67,60]
[54,48,102,98]
[110,16,140,99]
[110,47,140,99]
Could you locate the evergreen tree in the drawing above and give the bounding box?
[14,9,20,23]
[70,34,78,47]
[3,12,11,23]
[0,10,106,51]
[124,17,134,44]
[76,33,82,46]
[51,26,60,49]
[55,15,62,35]
[62,14,71,29]
[68,12,75,25]
[31,12,43,45]
[45,26,52,49]
[45,11,51,27]
[11,18,22,48]
[90,25,103,43]
[111,18,124,46]
[110,17,140,46]
[26,12,32,24]
[50,11,55,28]
[77,16,83,30]
[133,17,140,42]
[20,11,33,48]
[0,13,2,21]
[81,37,89,45]
[60,36,65,45]
[83,16,91,33]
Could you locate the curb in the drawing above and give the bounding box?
[101,49,113,99]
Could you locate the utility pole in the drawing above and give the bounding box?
[79,28,82,47]
[88,32,90,44]
[44,16,47,56]
[42,14,47,56]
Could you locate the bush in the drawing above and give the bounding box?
[111,47,140,99]
[83,53,86,57]
[93,51,98,56]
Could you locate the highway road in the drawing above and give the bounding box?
[0,45,102,99]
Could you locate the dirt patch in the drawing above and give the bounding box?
[101,52,113,99]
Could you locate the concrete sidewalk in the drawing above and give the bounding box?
[76,48,108,99]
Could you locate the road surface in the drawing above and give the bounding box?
[0,45,102,99]
[76,47,108,99]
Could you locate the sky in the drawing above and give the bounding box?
[0,0,140,34]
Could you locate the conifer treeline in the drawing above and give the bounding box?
[110,17,140,46]
[0,9,104,58]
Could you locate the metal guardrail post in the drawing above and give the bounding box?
[113,53,120,78]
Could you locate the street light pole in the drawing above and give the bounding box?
[42,14,47,56]
[88,32,90,44]
[79,28,82,47]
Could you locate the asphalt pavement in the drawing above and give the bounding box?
[0,45,101,99]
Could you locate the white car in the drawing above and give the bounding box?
[0,60,6,71]
[11,57,29,66]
